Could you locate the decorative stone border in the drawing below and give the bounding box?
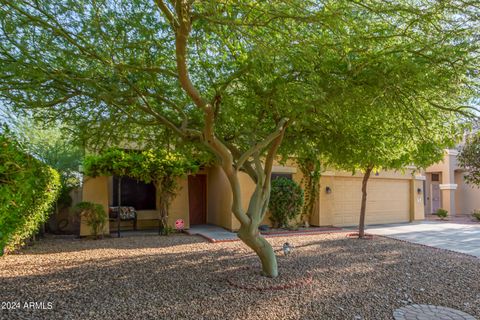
[346,232,374,240]
[226,267,313,291]
[393,304,476,320]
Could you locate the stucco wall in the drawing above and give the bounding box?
[206,166,233,230]
[455,172,480,215]
[411,178,426,221]
[424,149,480,216]
[208,163,419,230]
[80,176,110,236]
[206,161,304,231]
[170,177,190,228]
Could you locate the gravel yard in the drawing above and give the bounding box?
[1,232,479,320]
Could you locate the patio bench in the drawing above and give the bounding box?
[109,206,137,237]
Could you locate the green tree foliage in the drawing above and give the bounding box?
[2,113,83,212]
[0,0,478,276]
[84,148,198,233]
[317,101,464,237]
[0,132,61,254]
[458,132,480,186]
[269,178,304,228]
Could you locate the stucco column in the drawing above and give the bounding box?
[439,184,457,217]
[410,176,426,221]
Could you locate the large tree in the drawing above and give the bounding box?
[1,0,478,276]
[318,103,465,238]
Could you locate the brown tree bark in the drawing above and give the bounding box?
[359,166,374,238]
[155,178,175,235]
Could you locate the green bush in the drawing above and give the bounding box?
[269,178,304,228]
[0,133,61,254]
[436,208,448,220]
[472,209,480,221]
[73,202,107,239]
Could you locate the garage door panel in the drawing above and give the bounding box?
[331,177,410,226]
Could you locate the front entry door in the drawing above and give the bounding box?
[431,183,441,213]
[188,175,207,225]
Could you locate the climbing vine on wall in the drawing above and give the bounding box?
[297,157,321,222]
[83,148,199,234]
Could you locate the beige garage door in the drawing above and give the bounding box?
[331,177,410,226]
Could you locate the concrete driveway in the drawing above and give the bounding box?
[366,221,480,257]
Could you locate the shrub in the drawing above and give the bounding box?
[269,178,304,228]
[436,208,448,220]
[73,202,107,239]
[472,209,480,221]
[0,133,61,254]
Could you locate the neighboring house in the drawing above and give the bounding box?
[81,158,426,236]
[425,149,480,216]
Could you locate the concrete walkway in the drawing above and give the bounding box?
[366,221,480,258]
[185,225,239,242]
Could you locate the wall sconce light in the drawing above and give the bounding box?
[326,186,332,194]
[417,188,422,195]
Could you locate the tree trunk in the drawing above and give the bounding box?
[156,1,288,278]
[237,223,278,277]
[155,179,173,235]
[220,153,283,278]
[117,176,122,238]
[359,166,373,238]
[158,196,169,235]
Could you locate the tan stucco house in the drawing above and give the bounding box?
[81,160,426,236]
[425,149,480,217]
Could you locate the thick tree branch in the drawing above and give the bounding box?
[263,124,288,193]
[236,118,289,171]
[223,140,258,183]
[172,1,207,110]
[154,0,179,28]
[203,105,250,226]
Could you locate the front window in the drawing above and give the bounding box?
[112,176,156,210]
